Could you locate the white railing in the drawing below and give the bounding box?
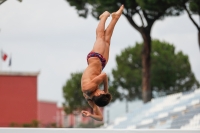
[0,128,199,133]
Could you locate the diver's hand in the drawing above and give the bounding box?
[81,110,91,117]
[81,110,103,121]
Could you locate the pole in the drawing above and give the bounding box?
[107,110,109,124]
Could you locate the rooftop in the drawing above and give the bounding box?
[0,71,40,76]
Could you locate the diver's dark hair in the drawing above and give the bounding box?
[92,93,112,107]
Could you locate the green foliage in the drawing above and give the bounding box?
[9,120,40,127]
[78,121,103,128]
[189,0,200,15]
[108,82,121,102]
[63,72,88,114]
[22,123,32,127]
[136,0,186,17]
[50,123,57,128]
[31,120,39,127]
[9,122,20,127]
[151,40,199,95]
[112,40,200,100]
[112,43,143,100]
[66,0,186,22]
[66,0,121,19]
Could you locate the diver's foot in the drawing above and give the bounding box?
[99,11,110,19]
[111,5,124,19]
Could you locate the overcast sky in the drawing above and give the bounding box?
[0,0,199,106]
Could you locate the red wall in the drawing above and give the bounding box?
[0,74,38,126]
[56,107,65,127]
[38,101,57,127]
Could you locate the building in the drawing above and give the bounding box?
[0,71,39,127]
[38,100,65,127]
[0,71,65,127]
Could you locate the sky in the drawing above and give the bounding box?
[0,0,200,107]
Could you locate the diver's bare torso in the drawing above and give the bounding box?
[81,57,102,98]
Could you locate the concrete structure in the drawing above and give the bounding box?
[0,71,39,127]
[0,71,65,127]
[38,100,57,127]
[105,89,200,129]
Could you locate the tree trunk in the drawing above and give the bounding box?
[141,31,152,103]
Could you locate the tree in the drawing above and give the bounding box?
[181,0,200,51]
[65,0,186,103]
[112,40,200,101]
